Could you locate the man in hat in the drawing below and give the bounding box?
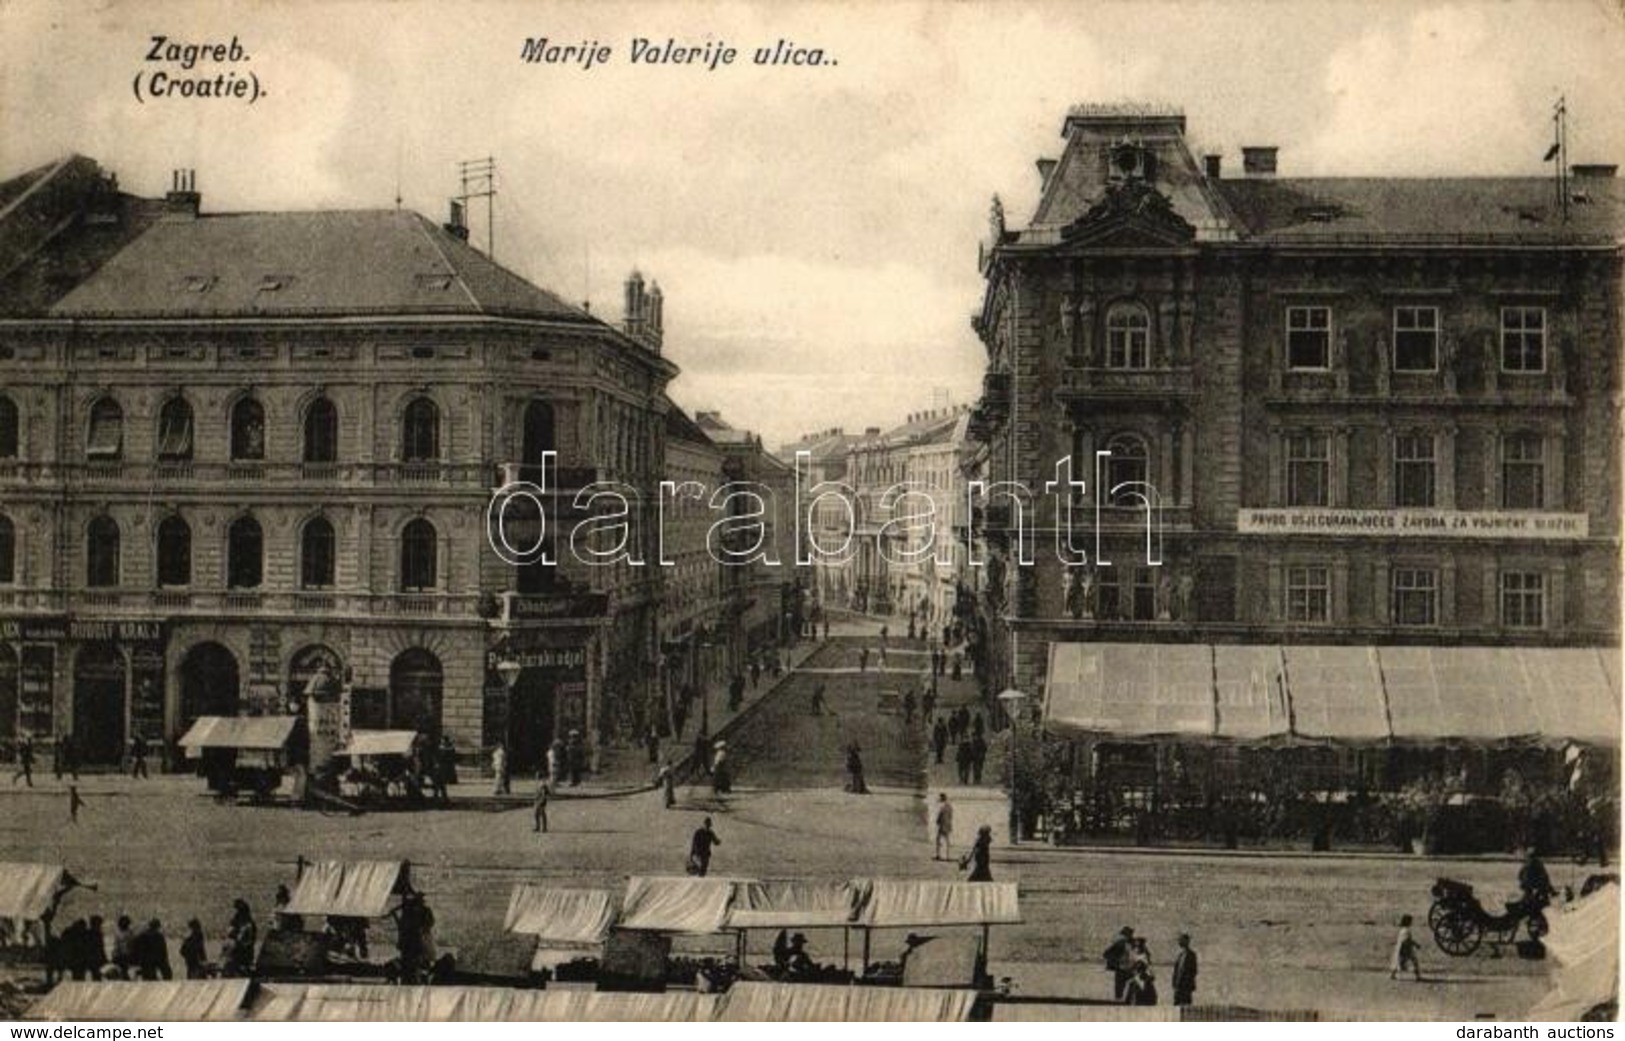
[1103,926,1137,1001]
[785,932,815,977]
[1171,933,1198,1006]
[932,793,955,861]
[689,816,721,877]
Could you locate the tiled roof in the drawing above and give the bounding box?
[1213,177,1624,245]
[48,208,593,320]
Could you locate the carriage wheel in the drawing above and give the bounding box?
[1433,911,1483,956]
[1427,900,1450,930]
[1527,912,1549,941]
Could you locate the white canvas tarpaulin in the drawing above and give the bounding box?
[178,715,298,754]
[282,860,407,918]
[339,730,418,757]
[0,863,67,920]
[502,885,616,943]
[1516,649,1620,747]
[29,980,251,1021]
[1280,646,1389,740]
[993,1002,1180,1022]
[1211,645,1290,740]
[1380,647,1618,744]
[251,985,720,1022]
[618,875,742,934]
[719,982,977,1022]
[1529,884,1620,1021]
[726,880,868,929]
[858,880,1020,927]
[1045,643,1216,737]
[250,984,401,1022]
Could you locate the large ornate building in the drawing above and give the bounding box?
[969,106,1620,757]
[0,155,675,772]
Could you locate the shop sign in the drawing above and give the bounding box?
[1237,508,1589,540]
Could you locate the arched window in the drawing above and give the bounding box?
[1105,304,1152,370]
[157,397,194,461]
[0,515,14,584]
[0,395,17,459]
[156,515,191,587]
[303,397,338,464]
[86,398,123,459]
[230,398,265,461]
[400,519,438,591]
[402,397,439,462]
[87,516,120,587]
[1104,433,1150,506]
[301,517,336,589]
[227,516,263,589]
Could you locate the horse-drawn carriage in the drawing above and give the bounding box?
[1428,877,1548,957]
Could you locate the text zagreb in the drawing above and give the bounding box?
[139,35,256,100]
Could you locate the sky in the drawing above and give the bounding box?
[3,0,1622,448]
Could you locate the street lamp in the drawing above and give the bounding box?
[996,689,1029,845]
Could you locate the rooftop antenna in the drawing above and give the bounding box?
[457,157,497,257]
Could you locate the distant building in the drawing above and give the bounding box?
[776,427,863,612]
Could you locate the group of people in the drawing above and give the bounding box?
[405,733,460,803]
[489,730,589,798]
[38,894,263,985]
[934,709,988,783]
[1103,927,1200,1006]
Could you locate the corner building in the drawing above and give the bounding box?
[0,157,674,771]
[970,106,1621,766]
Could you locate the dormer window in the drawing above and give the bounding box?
[414,273,455,291]
[1108,141,1155,182]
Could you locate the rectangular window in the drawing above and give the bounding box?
[1286,565,1331,623]
[1284,433,1330,507]
[1501,433,1545,509]
[1500,571,1545,629]
[1286,307,1331,370]
[1392,567,1438,627]
[1501,307,1546,373]
[1393,433,1436,508]
[1393,307,1439,372]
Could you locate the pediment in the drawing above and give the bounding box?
[1059,180,1196,249]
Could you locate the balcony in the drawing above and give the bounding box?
[151,591,192,609]
[223,592,263,611]
[1056,365,1195,401]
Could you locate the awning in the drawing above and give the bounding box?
[0,863,68,920]
[502,885,616,944]
[857,880,1021,927]
[282,860,408,918]
[179,715,299,755]
[993,1002,1180,1022]
[718,982,978,1022]
[1045,643,1621,745]
[29,980,251,1021]
[618,875,741,934]
[1529,884,1620,1020]
[250,985,719,1022]
[726,880,869,930]
[339,730,419,758]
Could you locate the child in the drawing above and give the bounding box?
[656,760,676,809]
[1390,914,1421,981]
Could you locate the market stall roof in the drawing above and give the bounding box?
[725,880,869,930]
[29,980,251,1021]
[503,884,616,943]
[618,875,743,934]
[857,880,1021,927]
[338,730,419,758]
[250,985,719,1022]
[1046,643,1621,745]
[718,982,978,1022]
[0,863,69,920]
[178,715,299,754]
[1528,883,1620,1021]
[282,860,409,918]
[992,1002,1180,1022]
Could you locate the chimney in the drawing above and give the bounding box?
[865,427,880,437]
[444,199,469,240]
[646,281,664,352]
[1242,147,1278,178]
[1203,154,1222,179]
[1036,158,1058,190]
[623,271,646,339]
[1572,164,1618,178]
[164,168,201,219]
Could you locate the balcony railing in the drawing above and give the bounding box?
[1056,365,1195,399]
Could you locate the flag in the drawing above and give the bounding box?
[1543,142,1561,162]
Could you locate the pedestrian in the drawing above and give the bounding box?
[547,738,565,785]
[1171,933,1198,1006]
[972,712,985,738]
[58,733,79,781]
[859,647,869,674]
[970,732,987,784]
[1123,959,1158,1005]
[729,672,746,711]
[1103,927,1136,1001]
[59,918,89,980]
[491,743,510,796]
[273,883,301,932]
[224,899,256,977]
[68,784,85,824]
[952,653,963,681]
[711,742,731,796]
[878,644,889,668]
[750,658,761,690]
[933,793,955,861]
[822,616,830,641]
[959,824,994,881]
[1519,849,1556,909]
[565,729,585,786]
[933,719,948,765]
[532,776,550,833]
[12,734,34,787]
[644,724,661,766]
[880,624,888,647]
[693,731,712,777]
[656,759,676,809]
[131,918,173,981]
[810,682,827,716]
[130,733,149,779]
[180,918,209,979]
[845,743,869,794]
[908,617,917,641]
[1389,914,1422,981]
[432,735,455,802]
[956,738,972,785]
[109,915,135,979]
[688,816,721,877]
[922,689,936,720]
[902,687,916,725]
[84,915,107,980]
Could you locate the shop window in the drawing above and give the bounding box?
[156,515,191,587]
[1286,306,1331,370]
[1500,571,1545,629]
[87,516,120,587]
